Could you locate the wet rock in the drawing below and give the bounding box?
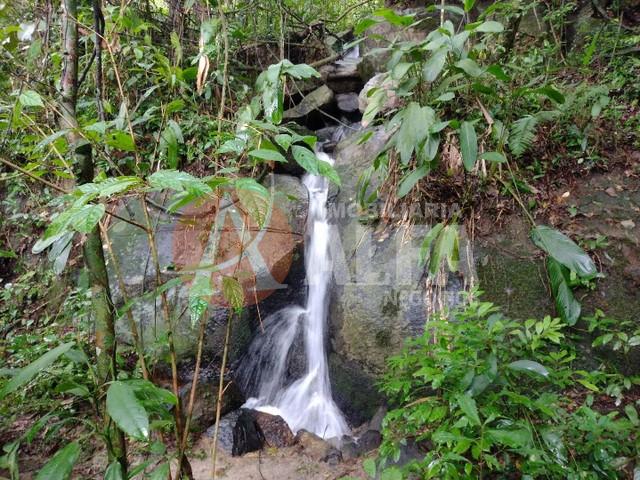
[340,438,359,460]
[327,126,473,423]
[254,411,295,448]
[336,93,360,113]
[295,430,333,461]
[367,406,387,432]
[357,430,382,454]
[320,58,363,94]
[232,410,265,456]
[283,85,334,120]
[205,410,242,455]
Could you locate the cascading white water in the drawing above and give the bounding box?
[239,150,349,440]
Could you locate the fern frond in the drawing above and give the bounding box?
[509,115,538,157]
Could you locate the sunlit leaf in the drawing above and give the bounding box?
[106,381,149,441]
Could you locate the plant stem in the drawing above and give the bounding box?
[139,194,193,479]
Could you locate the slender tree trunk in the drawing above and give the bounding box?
[60,0,126,471]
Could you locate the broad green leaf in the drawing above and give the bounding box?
[455,58,483,77]
[547,257,581,325]
[429,224,459,275]
[363,458,376,477]
[531,225,597,278]
[148,463,170,480]
[541,429,568,465]
[625,404,639,426]
[486,64,510,81]
[292,145,320,175]
[435,92,455,102]
[248,149,286,163]
[394,103,434,165]
[391,62,413,80]
[459,121,478,172]
[373,8,414,26]
[106,381,149,441]
[480,151,506,163]
[104,461,124,480]
[420,223,444,266]
[380,467,402,480]
[19,90,44,107]
[282,62,320,80]
[354,18,379,35]
[36,442,80,480]
[148,170,212,196]
[71,204,105,233]
[36,130,68,150]
[235,177,271,229]
[475,21,504,33]
[456,393,481,426]
[423,48,448,83]
[507,360,550,378]
[189,275,213,326]
[105,131,135,152]
[318,160,341,187]
[222,276,245,311]
[534,86,565,104]
[94,176,141,197]
[274,134,293,151]
[362,88,386,125]
[397,164,429,198]
[463,0,476,11]
[0,342,73,399]
[486,428,532,448]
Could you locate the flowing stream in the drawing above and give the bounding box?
[238,149,349,440]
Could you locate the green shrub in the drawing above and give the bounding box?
[378,295,639,479]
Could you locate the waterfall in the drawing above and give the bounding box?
[238,150,349,440]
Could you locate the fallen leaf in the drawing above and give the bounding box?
[621,220,636,229]
[605,187,618,197]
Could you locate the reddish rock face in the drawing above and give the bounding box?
[254,411,295,448]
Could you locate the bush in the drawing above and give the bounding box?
[378,294,639,479]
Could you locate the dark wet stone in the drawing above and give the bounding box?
[357,430,382,454]
[232,409,265,456]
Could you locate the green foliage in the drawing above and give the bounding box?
[0,342,73,400]
[378,297,640,478]
[35,442,81,480]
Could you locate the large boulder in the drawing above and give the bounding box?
[106,174,309,362]
[283,85,335,120]
[326,127,472,423]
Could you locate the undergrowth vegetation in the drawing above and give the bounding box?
[374,295,639,479]
[0,0,639,478]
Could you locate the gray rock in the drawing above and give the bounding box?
[326,126,473,423]
[107,174,308,362]
[206,409,242,455]
[367,406,387,432]
[295,430,334,461]
[357,430,382,454]
[283,85,334,120]
[336,93,360,113]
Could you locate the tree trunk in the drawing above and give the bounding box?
[59,0,127,471]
